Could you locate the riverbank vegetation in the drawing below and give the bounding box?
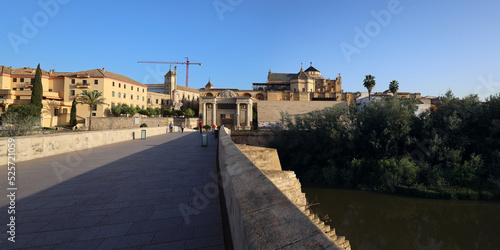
[270,91,500,200]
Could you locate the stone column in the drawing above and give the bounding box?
[202,102,207,125]
[212,101,217,126]
[246,103,251,127]
[236,103,240,129]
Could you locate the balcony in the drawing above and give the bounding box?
[76,83,90,89]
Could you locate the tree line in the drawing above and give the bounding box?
[271,91,500,200]
[111,105,195,118]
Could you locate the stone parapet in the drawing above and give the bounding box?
[237,144,350,249]
[90,116,199,130]
[218,127,348,249]
[0,126,184,164]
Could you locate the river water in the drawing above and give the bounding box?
[302,186,500,250]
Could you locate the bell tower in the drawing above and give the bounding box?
[164,66,177,95]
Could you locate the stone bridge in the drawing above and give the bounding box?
[0,127,349,249]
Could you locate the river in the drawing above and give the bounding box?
[302,186,500,250]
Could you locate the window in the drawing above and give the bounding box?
[20,78,24,82]
[93,90,98,93]
[137,87,139,91]
[0,96,3,99]
[112,91,115,97]
[118,92,121,98]
[48,89,52,92]
[92,105,97,111]
[20,88,24,91]
[143,89,144,93]
[92,112,96,116]
[83,80,87,85]
[62,109,68,114]
[13,88,17,90]
[94,80,98,85]
[142,96,144,101]
[123,93,126,98]
[148,98,150,103]
[124,84,126,89]
[111,103,115,107]
[13,78,17,82]
[16,96,20,100]
[156,99,158,104]
[161,99,164,105]
[112,82,115,86]
[71,79,75,84]
[82,90,87,94]
[137,95,139,100]
[54,109,59,116]
[131,86,133,90]
[131,95,133,100]
[71,90,75,96]
[119,83,121,87]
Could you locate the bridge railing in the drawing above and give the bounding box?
[217,126,340,249]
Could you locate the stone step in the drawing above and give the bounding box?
[334,236,345,245]
[340,240,350,249]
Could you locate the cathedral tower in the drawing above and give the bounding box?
[164,66,177,95]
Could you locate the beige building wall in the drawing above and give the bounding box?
[0,66,147,128]
[257,101,346,127]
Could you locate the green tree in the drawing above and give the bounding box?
[363,74,376,101]
[184,108,195,117]
[69,98,77,127]
[389,80,399,95]
[175,110,185,117]
[111,106,122,116]
[145,107,155,116]
[154,107,162,116]
[120,104,136,115]
[0,105,41,136]
[78,91,106,130]
[30,64,43,114]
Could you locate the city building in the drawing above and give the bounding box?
[0,66,147,127]
[145,66,200,111]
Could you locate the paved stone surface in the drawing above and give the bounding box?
[0,131,225,249]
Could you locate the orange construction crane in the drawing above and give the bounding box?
[138,57,202,88]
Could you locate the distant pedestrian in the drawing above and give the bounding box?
[198,121,203,134]
[181,122,185,133]
[169,122,173,133]
[212,124,216,134]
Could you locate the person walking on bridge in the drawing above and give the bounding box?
[198,121,203,134]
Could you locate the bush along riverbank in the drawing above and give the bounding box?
[270,91,500,200]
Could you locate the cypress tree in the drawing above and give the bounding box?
[30,64,43,114]
[69,98,77,127]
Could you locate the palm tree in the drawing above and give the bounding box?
[389,80,399,96]
[78,91,106,130]
[363,75,376,101]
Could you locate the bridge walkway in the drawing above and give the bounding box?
[1,131,225,249]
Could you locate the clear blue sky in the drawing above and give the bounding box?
[2,0,499,99]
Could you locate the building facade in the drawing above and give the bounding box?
[0,66,147,127]
[145,66,200,111]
